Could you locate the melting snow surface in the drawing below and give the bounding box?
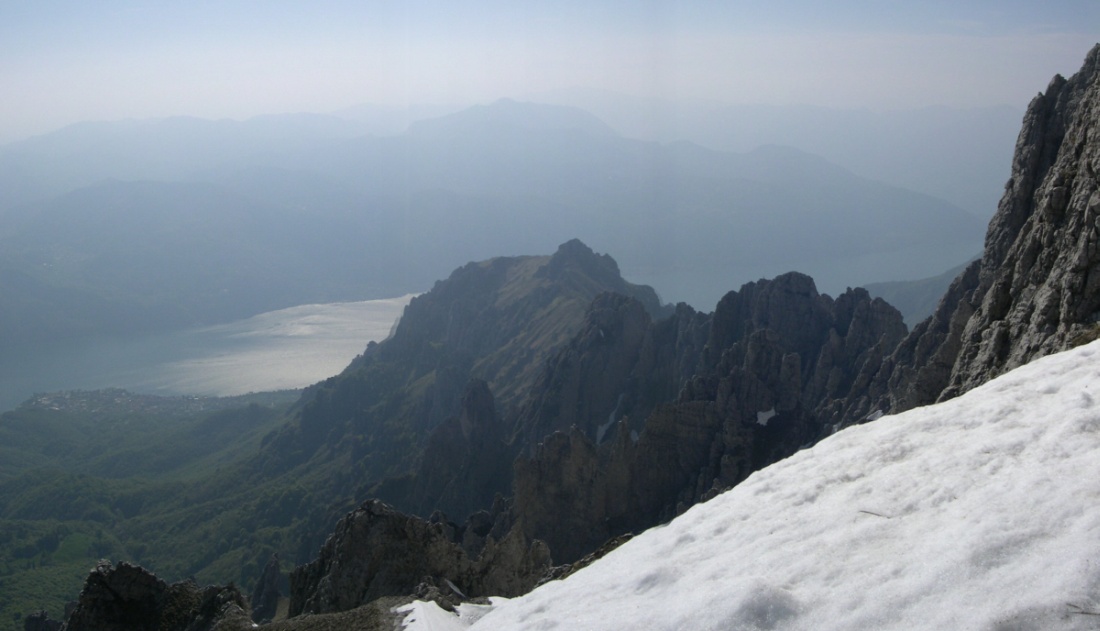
[401,340,1100,630]
[397,599,498,631]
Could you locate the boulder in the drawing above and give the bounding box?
[63,561,250,631]
[287,500,550,617]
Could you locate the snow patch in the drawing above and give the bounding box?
[756,408,776,426]
[398,599,499,631]
[596,393,626,443]
[425,340,1100,631]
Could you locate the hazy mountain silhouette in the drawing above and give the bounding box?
[533,88,1021,217]
[0,99,983,356]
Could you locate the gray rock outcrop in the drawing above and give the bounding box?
[249,553,282,624]
[511,273,907,562]
[510,291,715,457]
[287,499,550,617]
[373,380,516,522]
[866,43,1100,415]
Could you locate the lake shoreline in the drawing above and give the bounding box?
[0,295,414,413]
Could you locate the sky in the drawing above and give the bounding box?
[400,338,1100,631]
[1,1,1098,143]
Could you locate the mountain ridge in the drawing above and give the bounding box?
[16,43,1100,631]
[273,42,1100,626]
[257,239,668,493]
[861,42,1100,418]
[1,98,984,317]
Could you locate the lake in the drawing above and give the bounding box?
[0,295,415,412]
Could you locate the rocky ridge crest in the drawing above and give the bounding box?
[62,561,250,631]
[287,499,549,617]
[867,43,1100,415]
[261,239,668,487]
[510,273,906,561]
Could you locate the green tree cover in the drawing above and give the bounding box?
[0,242,679,630]
[0,390,317,631]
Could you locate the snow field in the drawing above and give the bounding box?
[403,340,1100,630]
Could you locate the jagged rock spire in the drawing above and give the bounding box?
[874,44,1100,412]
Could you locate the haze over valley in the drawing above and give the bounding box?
[0,95,1007,409]
[2,3,1099,630]
[1,4,1093,405]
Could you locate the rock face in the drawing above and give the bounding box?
[511,273,906,562]
[288,500,550,617]
[63,561,250,631]
[868,44,1100,414]
[348,274,903,567]
[511,292,710,451]
[374,379,516,521]
[260,239,669,488]
[249,553,282,624]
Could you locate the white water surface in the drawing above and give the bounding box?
[0,295,414,411]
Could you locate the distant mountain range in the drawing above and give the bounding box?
[4,44,1100,631]
[0,98,986,357]
[532,89,1022,217]
[864,259,975,325]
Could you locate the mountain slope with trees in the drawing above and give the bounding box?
[11,42,1099,631]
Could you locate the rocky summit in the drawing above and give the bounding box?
[258,238,668,490]
[367,272,906,564]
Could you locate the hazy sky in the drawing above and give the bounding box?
[2,1,1097,143]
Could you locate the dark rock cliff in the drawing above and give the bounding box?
[63,561,251,631]
[372,379,515,521]
[510,273,906,562]
[374,292,709,551]
[287,499,549,617]
[260,239,668,488]
[867,43,1100,415]
[249,554,283,624]
[511,292,710,452]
